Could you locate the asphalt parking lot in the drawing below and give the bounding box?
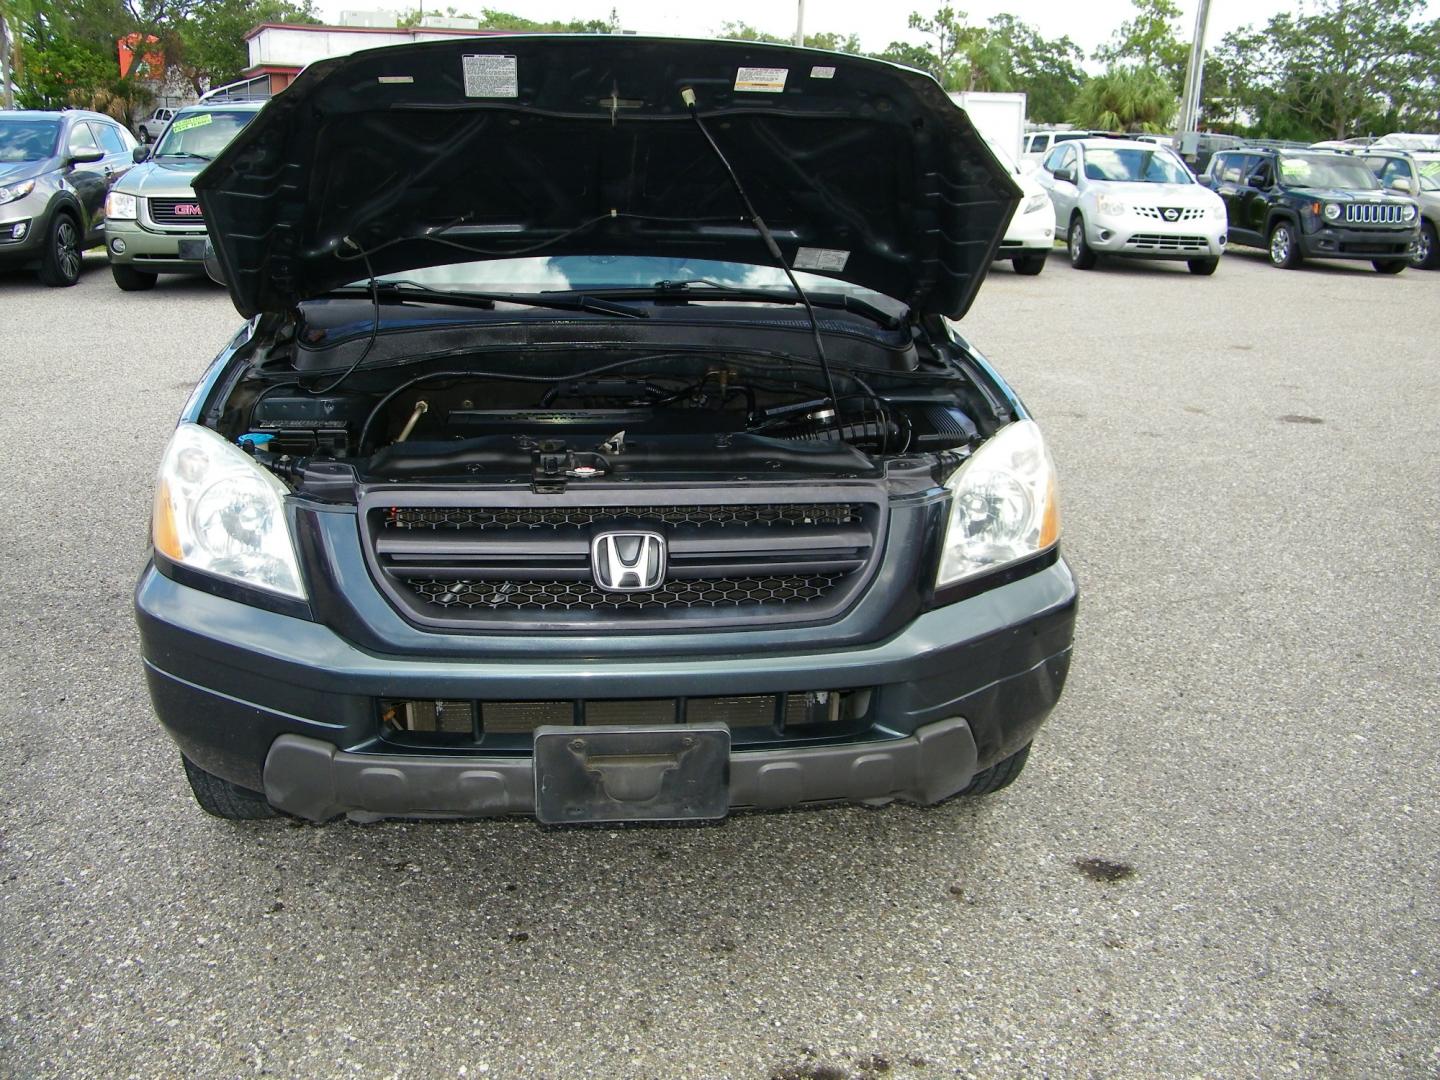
[1,248,1437,1079]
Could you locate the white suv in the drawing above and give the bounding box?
[1034,138,1228,275]
[136,108,175,144]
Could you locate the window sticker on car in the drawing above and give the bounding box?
[462,54,519,98]
[810,66,837,79]
[793,246,849,272]
[170,114,213,134]
[378,76,414,85]
[735,67,788,93]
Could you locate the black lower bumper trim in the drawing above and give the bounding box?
[263,717,979,822]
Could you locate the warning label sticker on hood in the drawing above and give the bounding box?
[793,247,850,272]
[463,54,519,97]
[734,67,788,93]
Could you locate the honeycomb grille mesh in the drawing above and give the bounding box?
[409,575,842,610]
[387,504,861,530]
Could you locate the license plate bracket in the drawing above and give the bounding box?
[533,724,730,824]
[178,238,207,261]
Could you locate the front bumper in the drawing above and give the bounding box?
[1086,214,1226,259]
[137,558,1077,821]
[1299,224,1417,261]
[103,217,206,273]
[0,195,46,262]
[997,208,1055,256]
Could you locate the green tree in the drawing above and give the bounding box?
[1213,0,1437,139]
[397,6,618,33]
[718,20,861,53]
[1095,0,1188,93]
[982,14,1086,123]
[1070,65,1177,132]
[175,0,318,94]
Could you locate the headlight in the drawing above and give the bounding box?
[1023,193,1050,215]
[152,424,305,599]
[0,179,36,204]
[1210,203,1226,220]
[1403,204,1417,221]
[1096,195,1127,217]
[936,419,1060,589]
[105,191,138,220]
[1323,203,1342,222]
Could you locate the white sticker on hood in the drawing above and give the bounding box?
[735,67,788,93]
[463,54,519,98]
[793,247,850,272]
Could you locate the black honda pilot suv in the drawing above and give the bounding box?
[136,37,1077,825]
[1202,147,1420,271]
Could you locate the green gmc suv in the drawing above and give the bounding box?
[103,100,265,290]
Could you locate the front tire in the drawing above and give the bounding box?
[111,263,157,291]
[37,212,84,286]
[1414,220,1439,269]
[1068,216,1097,269]
[1268,221,1303,269]
[1187,257,1219,276]
[1012,253,1046,275]
[1372,259,1407,274]
[959,743,1031,796]
[181,756,278,820]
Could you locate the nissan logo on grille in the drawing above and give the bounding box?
[1162,207,1180,222]
[591,531,666,592]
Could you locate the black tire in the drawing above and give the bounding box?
[1267,220,1302,269]
[1372,259,1407,274]
[959,742,1032,796]
[1187,257,1219,276]
[37,211,84,286]
[181,756,278,820]
[111,263,158,291]
[1012,253,1046,276]
[1068,215,1097,269]
[1414,219,1439,269]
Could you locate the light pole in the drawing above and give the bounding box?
[794,0,805,46]
[1177,0,1212,135]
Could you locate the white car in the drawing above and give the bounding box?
[1034,138,1228,275]
[984,137,1054,274]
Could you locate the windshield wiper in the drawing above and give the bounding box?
[320,282,647,319]
[157,151,211,161]
[573,282,905,330]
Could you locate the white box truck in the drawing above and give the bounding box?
[948,91,1027,165]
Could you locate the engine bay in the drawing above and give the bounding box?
[224,343,996,494]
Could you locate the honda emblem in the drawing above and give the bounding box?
[591,531,666,592]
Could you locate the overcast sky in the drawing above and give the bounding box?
[317,0,1431,55]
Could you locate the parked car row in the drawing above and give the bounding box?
[0,102,264,289]
[1023,136,1429,276]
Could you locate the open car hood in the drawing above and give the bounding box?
[194,35,1020,320]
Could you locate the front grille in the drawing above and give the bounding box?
[408,574,842,610]
[1124,232,1209,251]
[365,495,882,629]
[388,504,862,530]
[147,197,205,227]
[1134,206,1205,222]
[1343,202,1406,226]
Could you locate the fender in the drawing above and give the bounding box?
[41,187,91,235]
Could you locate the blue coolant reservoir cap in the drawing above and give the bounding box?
[238,433,277,450]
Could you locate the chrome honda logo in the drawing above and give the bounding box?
[1162,207,1180,221]
[591,531,666,592]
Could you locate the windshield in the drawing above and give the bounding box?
[1278,155,1381,190]
[0,120,61,163]
[1083,147,1192,184]
[982,136,1020,175]
[357,256,906,312]
[153,110,258,161]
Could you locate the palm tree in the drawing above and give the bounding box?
[1071,65,1178,132]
